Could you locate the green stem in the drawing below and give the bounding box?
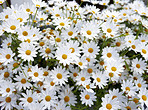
[1,4,4,9]
[30,8,38,29]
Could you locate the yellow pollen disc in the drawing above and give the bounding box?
[60,22,65,26]
[81,77,85,81]
[62,54,67,59]
[107,28,112,33]
[39,42,45,46]
[21,78,26,84]
[5,15,8,19]
[68,31,73,36]
[141,40,145,42]
[70,47,75,53]
[57,73,62,79]
[136,64,140,68]
[86,85,90,89]
[78,62,83,66]
[55,38,61,42]
[107,53,112,58]
[43,71,48,76]
[73,72,78,77]
[4,72,9,78]
[106,103,112,109]
[142,49,146,54]
[142,95,147,101]
[26,8,30,12]
[112,95,117,100]
[55,14,60,17]
[36,4,40,7]
[132,45,136,49]
[123,13,126,16]
[133,98,139,103]
[86,58,90,62]
[7,43,11,46]
[109,72,114,77]
[111,67,117,72]
[86,30,92,35]
[27,97,33,103]
[137,83,141,88]
[37,81,43,86]
[103,3,106,5]
[116,42,121,47]
[83,41,87,44]
[45,96,51,102]
[10,25,16,30]
[96,77,101,82]
[27,68,32,72]
[92,11,95,14]
[64,96,70,102]
[25,50,31,55]
[13,63,18,68]
[125,87,130,91]
[5,97,11,103]
[40,18,44,21]
[100,61,104,66]
[25,39,30,43]
[34,72,39,77]
[6,88,10,93]
[22,31,28,36]
[76,12,80,15]
[50,81,55,86]
[87,68,93,73]
[128,40,131,43]
[5,54,11,59]
[114,19,117,22]
[126,106,131,110]
[88,48,93,53]
[17,18,23,22]
[45,48,51,54]
[85,94,90,100]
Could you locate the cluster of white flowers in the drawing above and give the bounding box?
[0,0,148,110]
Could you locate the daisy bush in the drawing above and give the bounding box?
[0,0,148,109]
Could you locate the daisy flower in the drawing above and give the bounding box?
[29,65,44,82]
[0,47,15,65]
[0,81,15,97]
[0,0,6,4]
[19,90,39,107]
[32,0,47,8]
[75,56,88,69]
[120,101,138,110]
[1,36,12,49]
[18,42,37,62]
[51,66,69,86]
[92,70,108,88]
[131,58,147,74]
[55,44,73,66]
[14,72,32,91]
[2,18,20,33]
[138,88,148,107]
[0,94,17,110]
[100,94,120,110]
[134,78,147,91]
[0,68,13,81]
[80,90,97,107]
[121,80,136,97]
[40,89,58,110]
[22,2,36,15]
[59,85,77,106]
[53,17,70,30]
[82,41,99,58]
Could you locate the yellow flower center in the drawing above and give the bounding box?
[86,58,90,62]
[43,71,48,76]
[126,106,131,110]
[100,61,104,65]
[88,48,93,53]
[21,78,26,84]
[133,98,139,104]
[55,14,60,17]
[45,48,51,54]
[10,25,16,30]
[25,50,31,55]
[109,72,114,77]
[17,18,23,22]
[142,95,147,101]
[37,81,43,87]
[5,97,11,103]
[125,87,130,91]
[81,77,85,81]
[87,68,93,73]
[107,53,112,58]
[64,96,70,102]
[7,43,11,46]
[106,103,112,109]
[5,54,11,59]
[142,49,146,54]
[4,72,9,78]
[57,73,62,79]
[70,48,75,53]
[132,45,136,49]
[73,73,78,77]
[112,95,117,100]
[111,67,117,72]
[55,38,61,42]
[68,31,73,36]
[22,31,28,36]
[26,8,30,12]
[116,42,121,47]
[62,54,67,59]
[45,96,51,102]
[107,28,112,33]
[136,64,140,68]
[6,88,10,93]
[78,62,83,66]
[85,94,90,100]
[96,77,101,82]
[60,22,65,26]
[86,30,92,35]
[39,42,45,46]
[34,72,39,77]
[50,81,55,86]
[137,83,141,88]
[5,15,8,19]
[13,63,18,68]
[27,97,33,103]
[86,85,90,89]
